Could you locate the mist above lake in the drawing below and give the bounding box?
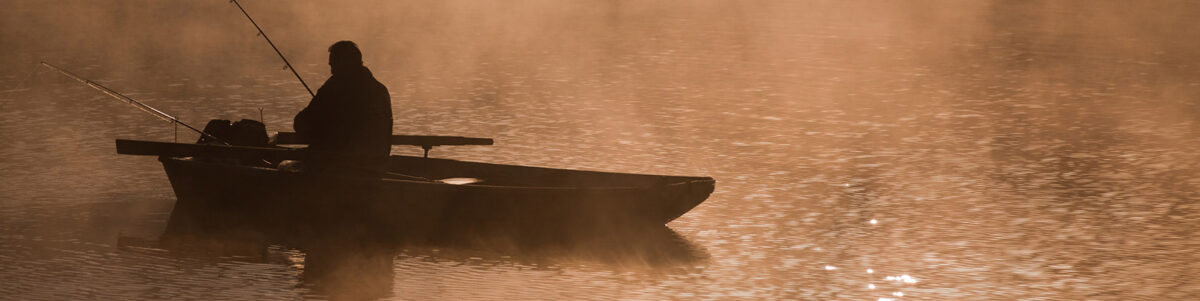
[2,1,1199,300]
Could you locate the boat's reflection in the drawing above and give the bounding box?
[119,213,707,300]
[393,225,709,270]
[299,239,396,300]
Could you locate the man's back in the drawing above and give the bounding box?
[293,41,393,174]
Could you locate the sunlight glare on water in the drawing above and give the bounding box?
[2,0,1200,300]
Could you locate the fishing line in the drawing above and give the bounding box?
[3,63,42,93]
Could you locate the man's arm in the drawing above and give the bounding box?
[293,88,330,136]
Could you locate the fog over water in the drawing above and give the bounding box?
[2,0,1200,300]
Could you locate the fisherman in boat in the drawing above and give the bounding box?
[292,41,393,176]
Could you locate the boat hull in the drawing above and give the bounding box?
[158,156,714,241]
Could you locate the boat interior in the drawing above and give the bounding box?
[386,155,713,189]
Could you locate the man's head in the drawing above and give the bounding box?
[328,40,363,71]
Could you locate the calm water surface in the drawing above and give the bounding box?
[2,1,1199,300]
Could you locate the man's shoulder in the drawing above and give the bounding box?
[370,78,389,95]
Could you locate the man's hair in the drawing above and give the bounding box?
[329,40,362,66]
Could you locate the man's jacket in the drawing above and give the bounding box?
[294,65,393,172]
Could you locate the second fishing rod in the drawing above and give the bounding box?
[42,1,311,145]
[230,0,314,98]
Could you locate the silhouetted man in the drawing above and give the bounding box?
[294,41,393,175]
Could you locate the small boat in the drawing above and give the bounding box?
[37,23,715,241]
[117,137,715,241]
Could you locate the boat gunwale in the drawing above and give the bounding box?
[158,156,715,191]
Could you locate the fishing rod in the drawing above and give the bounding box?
[230,0,315,97]
[39,61,230,145]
